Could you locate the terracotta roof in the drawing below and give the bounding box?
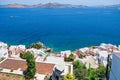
[36,62,54,75]
[0,59,55,75]
[0,59,27,71]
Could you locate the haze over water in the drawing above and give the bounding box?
[0,8,120,52]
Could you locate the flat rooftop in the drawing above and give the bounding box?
[0,59,55,75]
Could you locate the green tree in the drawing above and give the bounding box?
[69,54,74,59]
[82,77,89,80]
[89,68,97,80]
[72,60,88,80]
[72,60,107,80]
[21,51,36,80]
[20,51,34,59]
[25,59,36,79]
[64,73,75,80]
[96,64,106,80]
[72,60,80,69]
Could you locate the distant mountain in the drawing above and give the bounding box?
[33,3,73,8]
[0,3,120,8]
[0,3,87,8]
[93,4,120,9]
[0,3,28,8]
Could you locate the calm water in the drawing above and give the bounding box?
[0,8,120,52]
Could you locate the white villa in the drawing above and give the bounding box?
[0,42,8,58]
[0,48,8,58]
[43,56,73,80]
[0,42,8,48]
[52,63,73,80]
[61,50,71,58]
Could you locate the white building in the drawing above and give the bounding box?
[61,50,71,58]
[52,63,73,80]
[0,42,8,58]
[98,51,110,66]
[9,45,26,54]
[0,48,8,58]
[79,47,89,54]
[44,55,73,80]
[110,52,120,80]
[9,45,26,58]
[93,48,99,54]
[27,48,46,57]
[118,45,120,51]
[0,42,8,48]
[99,43,118,52]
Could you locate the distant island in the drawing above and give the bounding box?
[0,3,120,8]
[0,3,87,8]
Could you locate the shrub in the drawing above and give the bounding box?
[28,42,43,49]
[10,69,13,72]
[64,54,75,62]
[82,77,89,80]
[79,54,84,58]
[64,73,75,80]
[96,64,106,79]
[89,46,98,49]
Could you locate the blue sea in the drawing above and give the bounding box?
[0,8,120,52]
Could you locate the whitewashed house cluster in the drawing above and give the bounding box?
[9,45,26,58]
[76,43,119,67]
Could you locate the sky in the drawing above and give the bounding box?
[0,0,120,6]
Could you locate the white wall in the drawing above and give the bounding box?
[0,48,8,58]
[110,54,120,80]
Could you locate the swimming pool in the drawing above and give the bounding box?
[39,51,47,57]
